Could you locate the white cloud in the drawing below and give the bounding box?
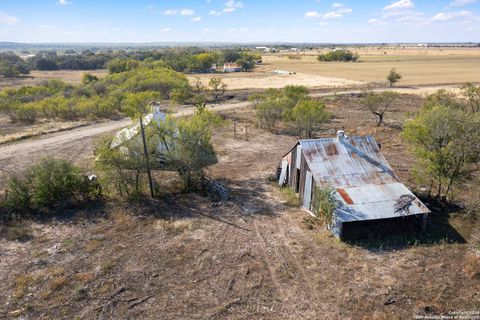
[191,16,202,22]
[164,8,195,16]
[431,10,473,21]
[209,10,222,16]
[306,3,352,20]
[57,0,71,5]
[163,9,178,15]
[383,0,414,11]
[323,11,343,19]
[161,28,172,33]
[336,7,352,14]
[223,0,244,13]
[0,12,18,25]
[450,0,477,6]
[180,8,195,16]
[305,11,322,18]
[225,0,244,9]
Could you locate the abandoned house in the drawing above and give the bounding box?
[278,131,430,240]
[223,62,241,72]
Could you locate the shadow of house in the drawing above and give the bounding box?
[278,131,431,241]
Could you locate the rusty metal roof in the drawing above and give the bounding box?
[298,133,430,223]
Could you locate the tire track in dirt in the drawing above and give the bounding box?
[231,178,330,317]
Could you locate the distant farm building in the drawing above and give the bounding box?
[255,46,273,53]
[273,69,295,75]
[223,62,242,72]
[278,131,430,240]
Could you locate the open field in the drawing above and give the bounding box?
[1,94,479,319]
[191,47,480,90]
[0,69,108,90]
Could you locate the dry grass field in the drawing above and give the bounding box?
[1,94,479,319]
[191,47,480,90]
[0,69,108,90]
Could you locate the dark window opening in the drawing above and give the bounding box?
[295,169,300,193]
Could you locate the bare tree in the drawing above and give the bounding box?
[360,90,399,126]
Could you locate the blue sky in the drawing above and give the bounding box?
[0,0,479,43]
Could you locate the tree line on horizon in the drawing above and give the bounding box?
[0,47,261,78]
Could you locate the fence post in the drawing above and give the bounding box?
[234,122,237,139]
[245,125,248,141]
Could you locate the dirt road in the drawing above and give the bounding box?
[0,83,458,180]
[0,101,251,183]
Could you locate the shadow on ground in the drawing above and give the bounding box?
[348,197,467,251]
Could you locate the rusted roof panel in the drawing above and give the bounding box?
[299,136,397,188]
[295,134,430,223]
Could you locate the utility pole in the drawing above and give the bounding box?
[140,115,155,198]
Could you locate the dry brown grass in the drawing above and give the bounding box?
[261,54,480,86]
[0,69,108,90]
[84,239,102,253]
[464,252,480,279]
[48,276,69,292]
[192,47,480,90]
[13,275,35,299]
[74,272,95,283]
[153,218,195,235]
[0,223,33,242]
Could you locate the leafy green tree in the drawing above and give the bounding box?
[387,68,402,87]
[107,58,139,74]
[189,53,217,71]
[283,85,309,101]
[402,103,480,199]
[285,99,330,138]
[424,89,462,110]
[461,83,480,113]
[122,91,161,119]
[166,110,222,188]
[3,158,98,215]
[253,86,310,131]
[0,52,30,76]
[34,58,58,70]
[0,61,20,78]
[94,135,157,198]
[256,99,290,130]
[81,73,99,85]
[208,77,227,102]
[317,50,359,62]
[360,90,399,126]
[235,58,255,71]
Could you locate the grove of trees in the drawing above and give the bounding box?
[317,50,359,62]
[252,85,330,138]
[0,61,191,124]
[0,52,30,78]
[0,48,260,76]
